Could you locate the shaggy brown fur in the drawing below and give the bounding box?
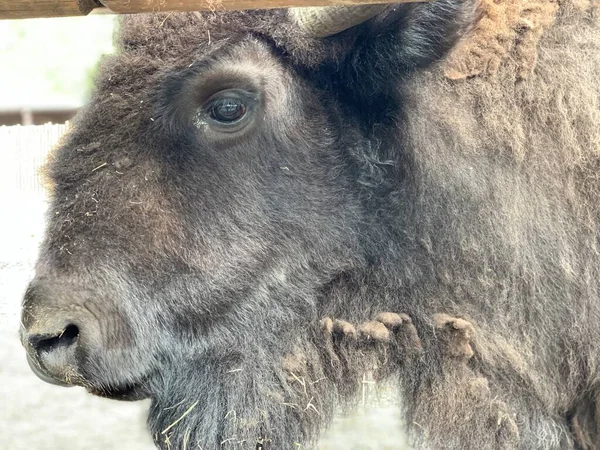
[20,0,600,449]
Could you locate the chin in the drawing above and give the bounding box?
[86,381,151,401]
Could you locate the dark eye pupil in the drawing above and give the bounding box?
[211,98,246,123]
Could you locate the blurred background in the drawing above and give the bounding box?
[0,14,407,449]
[0,16,115,126]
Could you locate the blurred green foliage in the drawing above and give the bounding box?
[0,16,116,107]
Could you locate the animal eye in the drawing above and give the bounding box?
[209,98,247,124]
[199,89,258,135]
[195,89,259,136]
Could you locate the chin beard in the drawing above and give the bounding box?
[145,338,349,450]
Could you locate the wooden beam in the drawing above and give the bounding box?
[1,0,101,19]
[2,0,424,20]
[102,0,400,14]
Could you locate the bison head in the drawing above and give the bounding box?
[20,2,473,448]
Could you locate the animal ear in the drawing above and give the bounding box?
[335,0,477,101]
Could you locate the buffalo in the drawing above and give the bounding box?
[20,0,600,448]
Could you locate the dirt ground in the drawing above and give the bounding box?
[0,195,410,449]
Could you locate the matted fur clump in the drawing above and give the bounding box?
[444,0,599,79]
[20,0,600,449]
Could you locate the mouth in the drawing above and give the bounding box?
[27,353,150,401]
[27,354,73,387]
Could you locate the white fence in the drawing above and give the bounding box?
[0,124,68,262]
[0,123,68,197]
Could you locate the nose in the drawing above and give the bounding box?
[24,324,80,387]
[21,282,86,387]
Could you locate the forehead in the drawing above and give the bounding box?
[116,11,278,63]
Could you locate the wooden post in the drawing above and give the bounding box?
[1,0,426,20]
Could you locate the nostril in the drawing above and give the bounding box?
[26,324,80,387]
[29,324,80,353]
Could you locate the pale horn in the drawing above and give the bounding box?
[290,4,390,38]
